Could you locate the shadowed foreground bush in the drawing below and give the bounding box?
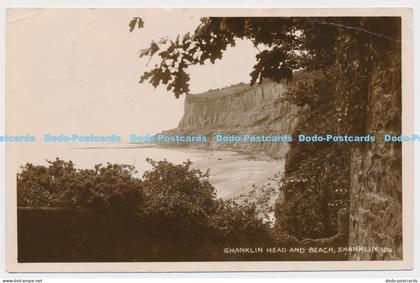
[17,158,273,261]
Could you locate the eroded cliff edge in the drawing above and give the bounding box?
[162,81,300,159]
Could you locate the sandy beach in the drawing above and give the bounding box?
[189,150,284,199]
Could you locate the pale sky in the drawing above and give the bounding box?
[6,8,258,135]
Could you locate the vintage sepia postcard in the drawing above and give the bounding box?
[5,7,413,272]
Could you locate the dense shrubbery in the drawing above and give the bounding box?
[284,75,333,109]
[18,160,144,212]
[17,158,272,260]
[275,70,351,240]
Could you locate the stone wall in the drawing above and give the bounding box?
[348,49,402,260]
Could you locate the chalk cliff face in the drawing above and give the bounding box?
[163,81,300,159]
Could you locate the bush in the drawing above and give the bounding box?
[17,159,144,212]
[274,71,351,241]
[17,158,272,260]
[284,75,333,109]
[142,158,215,228]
